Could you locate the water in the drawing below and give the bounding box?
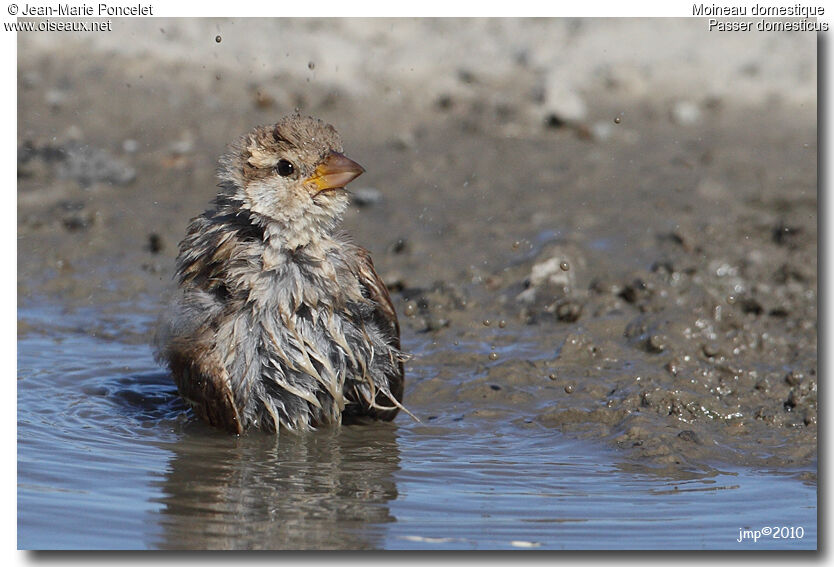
[17,303,817,550]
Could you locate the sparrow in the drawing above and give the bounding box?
[155,115,406,434]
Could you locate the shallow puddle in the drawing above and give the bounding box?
[18,304,816,550]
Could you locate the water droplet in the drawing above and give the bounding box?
[489,352,499,361]
[482,319,491,327]
[512,241,521,250]
[215,35,222,43]
[404,303,416,317]
[614,114,622,124]
[564,384,575,394]
[560,261,570,271]
[308,61,315,70]
[548,373,557,380]
[498,320,507,328]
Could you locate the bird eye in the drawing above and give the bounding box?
[275,159,295,177]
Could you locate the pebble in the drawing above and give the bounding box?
[62,213,94,231]
[45,89,68,108]
[253,89,275,109]
[389,238,408,254]
[169,136,194,155]
[556,301,582,323]
[677,430,702,444]
[543,74,588,122]
[647,334,668,353]
[122,139,139,153]
[351,187,382,207]
[702,343,720,358]
[147,233,164,254]
[671,100,701,125]
[785,370,804,386]
[591,121,614,141]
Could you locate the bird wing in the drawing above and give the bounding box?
[167,337,244,435]
[161,212,253,434]
[349,246,405,421]
[353,246,400,349]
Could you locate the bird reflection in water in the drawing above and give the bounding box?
[152,423,401,550]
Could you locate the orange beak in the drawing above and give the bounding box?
[306,152,364,195]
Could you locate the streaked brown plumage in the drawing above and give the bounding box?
[155,115,405,434]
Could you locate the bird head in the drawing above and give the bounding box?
[218,115,364,245]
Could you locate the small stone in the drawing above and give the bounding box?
[590,121,613,141]
[488,352,499,361]
[436,94,453,110]
[62,213,94,231]
[147,233,164,254]
[677,430,702,444]
[422,317,450,332]
[351,187,382,207]
[785,370,804,386]
[702,343,720,358]
[671,100,701,126]
[387,238,408,255]
[646,334,667,353]
[45,89,68,108]
[543,74,587,122]
[253,89,275,109]
[498,320,507,328]
[169,135,194,155]
[556,300,582,323]
[564,384,575,394]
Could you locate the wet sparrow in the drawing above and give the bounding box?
[156,115,405,434]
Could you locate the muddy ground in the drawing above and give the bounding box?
[17,19,817,475]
